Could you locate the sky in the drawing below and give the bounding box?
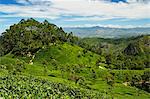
[0,0,150,33]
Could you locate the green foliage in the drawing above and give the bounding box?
[34,43,100,68]
[0,18,77,56]
[80,35,150,70]
[0,56,25,74]
[0,75,102,98]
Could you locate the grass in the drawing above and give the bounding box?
[90,78,150,99]
[34,43,101,67]
[0,43,150,98]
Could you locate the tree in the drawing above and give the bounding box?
[105,54,113,69]
[43,20,49,25]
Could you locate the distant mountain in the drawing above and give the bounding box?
[104,0,149,3]
[128,0,150,3]
[64,26,150,38]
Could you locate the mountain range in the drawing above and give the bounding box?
[64,26,150,38]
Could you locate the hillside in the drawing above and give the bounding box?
[1,53,150,98]
[79,35,150,69]
[34,43,100,66]
[0,44,103,98]
[0,19,150,98]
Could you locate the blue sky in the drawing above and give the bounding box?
[0,0,150,33]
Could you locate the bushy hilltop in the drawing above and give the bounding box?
[0,18,78,56]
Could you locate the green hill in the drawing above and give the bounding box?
[34,43,100,67]
[0,18,78,56]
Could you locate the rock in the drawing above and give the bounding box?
[29,60,33,65]
[124,43,141,55]
[27,52,32,57]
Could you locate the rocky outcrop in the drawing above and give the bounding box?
[124,43,141,55]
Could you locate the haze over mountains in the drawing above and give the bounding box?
[127,0,150,3]
[64,26,150,38]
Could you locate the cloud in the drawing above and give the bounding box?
[0,19,7,22]
[0,4,60,19]
[16,0,52,5]
[64,16,118,21]
[0,0,149,21]
[51,0,150,19]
